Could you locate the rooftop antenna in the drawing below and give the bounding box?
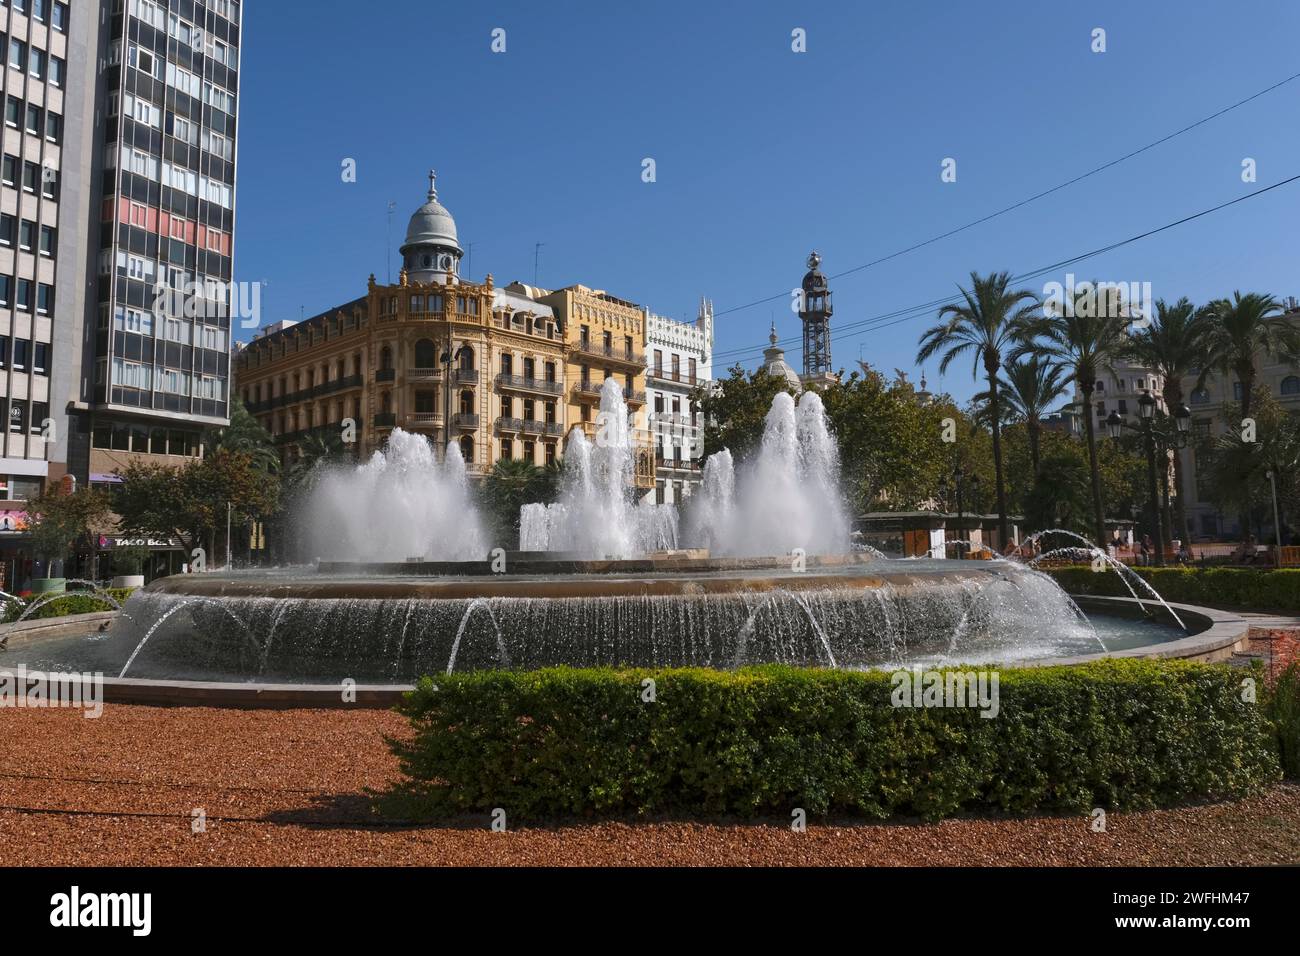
[534,242,545,286]
[386,201,397,284]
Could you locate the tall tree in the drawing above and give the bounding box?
[25,486,113,566]
[917,271,1039,545]
[977,357,1069,475]
[205,398,279,473]
[1200,291,1300,420]
[1119,297,1209,543]
[1020,282,1131,546]
[696,365,795,465]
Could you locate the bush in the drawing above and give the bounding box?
[1269,664,1300,779]
[2,588,136,623]
[1046,565,1300,612]
[384,660,1280,821]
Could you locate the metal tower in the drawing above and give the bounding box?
[799,251,833,379]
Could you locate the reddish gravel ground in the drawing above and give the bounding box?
[1,703,1297,866]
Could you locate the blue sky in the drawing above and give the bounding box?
[234,0,1300,402]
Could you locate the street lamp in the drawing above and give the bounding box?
[440,343,472,452]
[1265,469,1283,562]
[1107,392,1192,568]
[949,467,980,558]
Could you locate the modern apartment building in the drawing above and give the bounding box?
[0,0,242,589]
[646,299,711,504]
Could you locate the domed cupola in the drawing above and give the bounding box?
[400,169,463,284]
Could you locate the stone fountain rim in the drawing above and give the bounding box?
[0,597,1249,709]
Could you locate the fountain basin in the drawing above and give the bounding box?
[0,557,1249,708]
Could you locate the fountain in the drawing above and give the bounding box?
[0,385,1234,699]
[519,379,677,557]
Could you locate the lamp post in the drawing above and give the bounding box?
[1107,394,1191,568]
[1265,469,1283,563]
[440,343,471,453]
[949,467,980,558]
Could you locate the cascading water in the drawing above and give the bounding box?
[303,428,488,562]
[682,390,850,556]
[519,378,678,556]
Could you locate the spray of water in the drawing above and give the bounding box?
[303,429,487,562]
[520,379,677,557]
[683,390,850,557]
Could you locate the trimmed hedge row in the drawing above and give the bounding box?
[1045,565,1300,612]
[1271,664,1300,779]
[1,588,136,624]
[385,660,1280,821]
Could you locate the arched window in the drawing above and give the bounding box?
[459,435,474,463]
[1190,387,1210,405]
[380,345,393,371]
[1282,376,1300,396]
[415,338,437,368]
[458,346,474,370]
[459,390,474,414]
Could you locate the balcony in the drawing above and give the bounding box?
[571,340,645,367]
[495,373,564,396]
[648,368,698,388]
[521,418,546,435]
[573,381,646,406]
[452,412,479,429]
[373,412,397,428]
[544,421,566,438]
[496,416,524,434]
[452,368,479,385]
[408,367,441,381]
[375,368,396,383]
[408,412,440,427]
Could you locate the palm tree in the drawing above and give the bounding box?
[206,399,278,473]
[917,271,1040,545]
[1019,282,1131,546]
[1200,292,1300,420]
[995,357,1070,475]
[1120,297,1209,543]
[484,459,547,544]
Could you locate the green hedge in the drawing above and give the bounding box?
[1046,565,1300,612]
[2,588,136,623]
[1270,664,1300,779]
[384,660,1280,821]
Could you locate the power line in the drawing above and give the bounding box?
[712,173,1300,367]
[712,69,1300,321]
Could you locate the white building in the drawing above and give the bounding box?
[645,299,713,504]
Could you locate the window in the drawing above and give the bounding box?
[40,165,55,199]
[22,161,38,192]
[115,307,154,335]
[1233,382,1244,401]
[16,279,31,312]
[1,155,15,186]
[32,0,48,22]
[4,97,19,128]
[18,219,33,250]
[24,104,40,136]
[9,39,25,72]
[112,358,152,390]
[12,338,28,370]
[52,2,69,32]
[44,111,60,142]
[128,45,158,79]
[0,276,9,306]
[1282,376,1300,396]
[1190,387,1210,405]
[33,343,48,375]
[50,57,65,88]
[124,94,161,129]
[28,47,45,80]
[0,214,13,246]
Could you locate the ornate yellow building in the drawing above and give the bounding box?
[234,174,568,471]
[502,281,654,489]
